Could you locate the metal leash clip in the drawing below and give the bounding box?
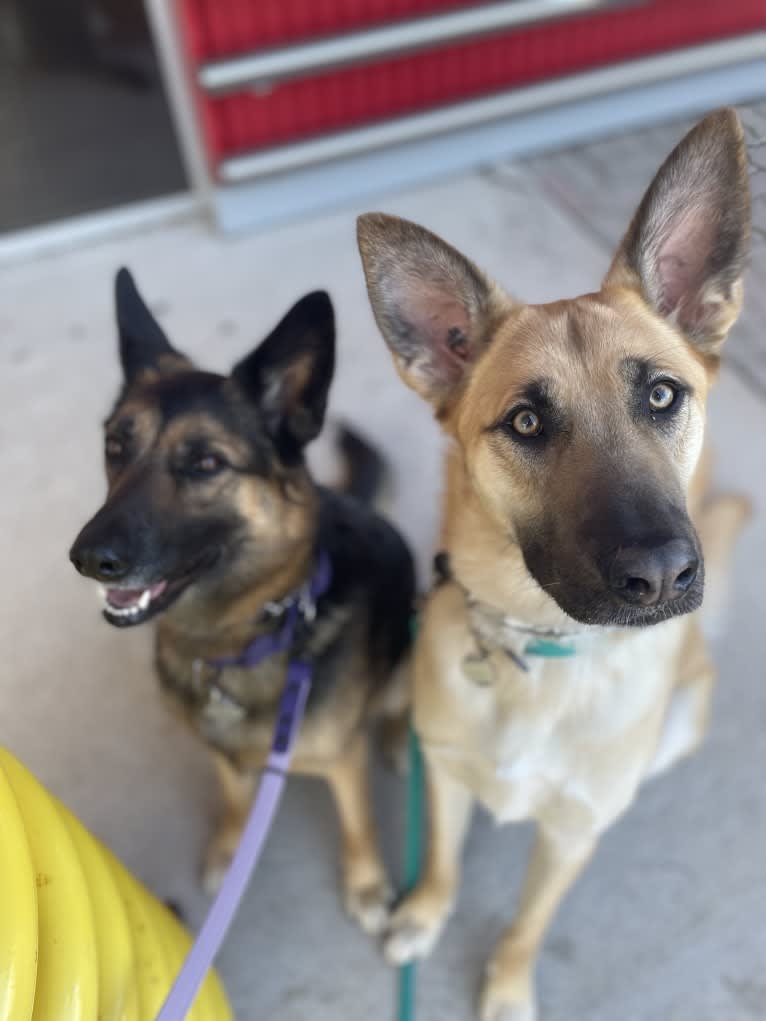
[297,582,318,623]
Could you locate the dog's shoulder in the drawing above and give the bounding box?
[317,487,414,593]
[316,487,416,664]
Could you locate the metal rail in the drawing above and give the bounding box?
[216,32,766,183]
[199,0,623,94]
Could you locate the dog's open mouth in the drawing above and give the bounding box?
[100,579,169,625]
[97,551,218,627]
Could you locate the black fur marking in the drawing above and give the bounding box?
[303,487,415,707]
[337,425,386,505]
[232,291,335,464]
[517,477,703,627]
[115,268,178,381]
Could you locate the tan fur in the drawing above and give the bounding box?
[357,109,751,1019]
[134,352,193,384]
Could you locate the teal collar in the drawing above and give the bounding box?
[523,637,578,658]
[433,552,581,679]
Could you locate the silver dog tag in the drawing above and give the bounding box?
[202,681,247,726]
[462,651,494,686]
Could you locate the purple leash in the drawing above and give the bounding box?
[155,552,332,1021]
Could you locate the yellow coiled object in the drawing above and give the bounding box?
[0,748,233,1021]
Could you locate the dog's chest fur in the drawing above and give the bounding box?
[154,600,367,767]
[416,584,686,828]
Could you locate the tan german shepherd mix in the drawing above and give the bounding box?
[357,108,751,1019]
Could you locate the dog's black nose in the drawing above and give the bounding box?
[608,540,699,607]
[70,543,131,582]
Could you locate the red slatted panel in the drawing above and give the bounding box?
[179,0,766,163]
[184,0,473,58]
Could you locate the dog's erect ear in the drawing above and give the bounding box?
[357,213,502,409]
[115,268,187,382]
[232,291,335,456]
[605,108,750,355]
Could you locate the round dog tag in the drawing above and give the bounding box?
[462,652,494,686]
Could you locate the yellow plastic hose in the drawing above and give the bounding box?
[0,748,233,1021]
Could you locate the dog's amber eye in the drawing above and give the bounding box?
[511,409,542,437]
[648,382,676,411]
[105,437,124,459]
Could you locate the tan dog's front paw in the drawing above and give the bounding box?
[480,969,537,1021]
[382,887,453,965]
[345,876,394,935]
[481,1006,536,1021]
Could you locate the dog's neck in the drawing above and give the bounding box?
[440,447,577,633]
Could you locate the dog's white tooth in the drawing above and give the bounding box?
[138,589,151,611]
[108,602,137,618]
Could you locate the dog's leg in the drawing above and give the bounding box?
[480,826,595,1021]
[647,491,749,781]
[324,731,393,935]
[203,751,257,895]
[384,750,474,964]
[647,619,715,779]
[373,656,412,775]
[697,492,751,641]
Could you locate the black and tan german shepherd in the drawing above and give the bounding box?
[70,273,415,933]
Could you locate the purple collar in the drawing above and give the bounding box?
[207,549,333,674]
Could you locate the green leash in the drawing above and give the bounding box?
[397,725,424,1021]
[397,611,425,1021]
[394,600,575,1021]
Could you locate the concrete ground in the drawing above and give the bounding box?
[1,104,765,1021]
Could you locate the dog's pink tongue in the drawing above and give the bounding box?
[106,587,145,608]
[106,580,167,608]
